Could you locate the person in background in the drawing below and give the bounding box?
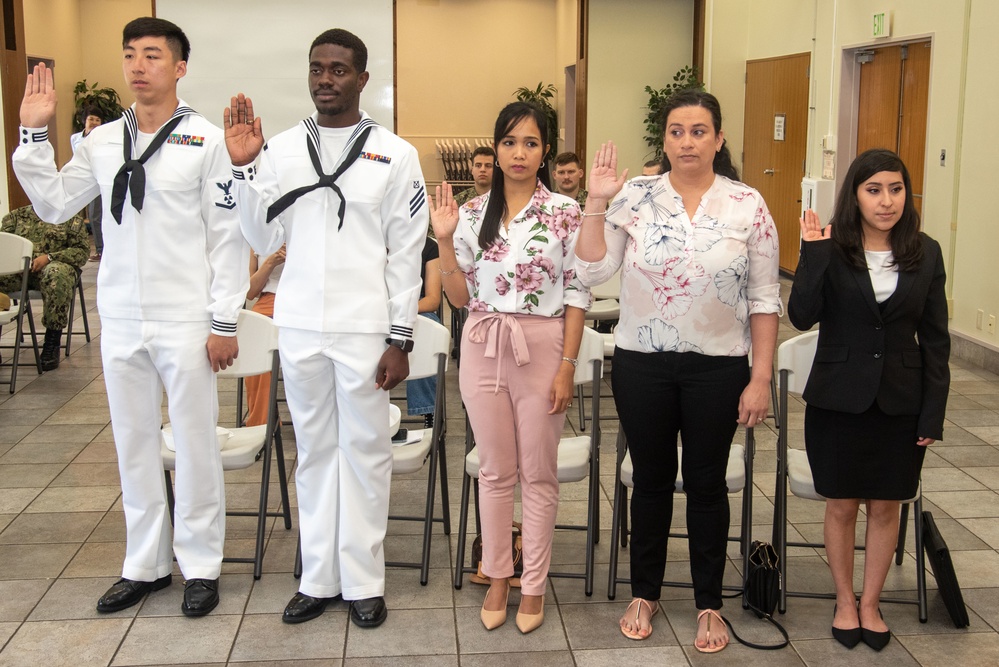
[69,106,105,262]
[574,90,780,653]
[431,101,590,635]
[641,158,663,176]
[553,151,587,206]
[243,245,285,427]
[454,146,495,207]
[789,148,950,652]
[405,235,441,427]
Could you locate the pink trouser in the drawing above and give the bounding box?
[460,312,566,595]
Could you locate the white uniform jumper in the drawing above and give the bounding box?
[13,103,249,581]
[234,112,427,600]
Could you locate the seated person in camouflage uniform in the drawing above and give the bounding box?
[453,146,494,206]
[0,205,89,370]
[553,151,588,206]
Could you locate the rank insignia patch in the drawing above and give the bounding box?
[215,180,236,210]
[167,133,205,147]
[360,152,391,164]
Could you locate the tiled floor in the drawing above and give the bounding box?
[1,262,998,666]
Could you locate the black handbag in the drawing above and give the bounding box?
[725,540,789,650]
[922,511,970,628]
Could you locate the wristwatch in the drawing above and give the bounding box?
[385,337,414,353]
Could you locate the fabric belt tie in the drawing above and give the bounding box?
[265,125,373,229]
[110,113,186,224]
[466,313,531,393]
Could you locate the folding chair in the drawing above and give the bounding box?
[578,270,620,431]
[64,267,91,356]
[161,309,293,579]
[386,316,452,584]
[607,427,755,601]
[0,232,42,392]
[454,326,605,595]
[773,330,927,621]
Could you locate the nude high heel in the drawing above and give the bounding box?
[515,595,545,634]
[480,582,510,630]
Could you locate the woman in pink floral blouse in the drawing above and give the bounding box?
[430,102,591,634]
[575,91,781,652]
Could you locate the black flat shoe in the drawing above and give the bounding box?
[861,608,891,651]
[181,578,219,617]
[282,592,339,624]
[831,604,862,649]
[349,596,387,628]
[96,574,172,613]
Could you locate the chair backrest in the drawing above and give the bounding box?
[590,269,621,301]
[0,232,33,276]
[573,326,604,385]
[407,316,450,380]
[777,330,819,395]
[219,309,280,378]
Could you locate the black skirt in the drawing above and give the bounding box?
[804,402,926,500]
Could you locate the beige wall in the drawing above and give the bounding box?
[704,0,997,350]
[586,0,694,177]
[80,0,153,109]
[395,0,559,184]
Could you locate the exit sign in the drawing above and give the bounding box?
[873,11,891,38]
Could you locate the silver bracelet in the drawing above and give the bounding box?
[562,357,578,367]
[439,266,461,276]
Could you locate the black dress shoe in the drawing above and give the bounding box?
[349,596,387,628]
[831,604,862,649]
[96,574,172,613]
[282,592,339,624]
[861,608,891,651]
[181,578,219,617]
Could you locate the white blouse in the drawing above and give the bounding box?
[865,249,898,303]
[576,173,781,356]
[453,181,592,317]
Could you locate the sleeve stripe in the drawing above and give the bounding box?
[212,319,238,333]
[409,188,426,218]
[390,325,414,338]
[232,169,245,180]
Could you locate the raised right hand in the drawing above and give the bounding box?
[430,181,460,240]
[223,94,264,167]
[799,209,832,242]
[20,63,57,129]
[587,141,628,202]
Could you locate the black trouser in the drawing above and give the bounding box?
[612,347,748,609]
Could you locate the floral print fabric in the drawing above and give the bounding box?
[453,181,592,317]
[576,173,781,356]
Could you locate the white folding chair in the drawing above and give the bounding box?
[161,309,292,579]
[386,316,452,584]
[454,326,605,595]
[607,428,755,601]
[773,330,927,621]
[0,232,42,392]
[578,269,620,430]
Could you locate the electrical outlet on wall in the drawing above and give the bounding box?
[989,315,997,334]
[977,309,985,329]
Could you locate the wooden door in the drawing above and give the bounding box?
[857,41,931,216]
[743,52,810,274]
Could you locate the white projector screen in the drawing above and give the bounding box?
[156,0,394,135]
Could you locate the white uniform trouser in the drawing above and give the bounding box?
[101,317,225,581]
[279,328,391,600]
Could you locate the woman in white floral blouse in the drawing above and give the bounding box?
[430,102,591,634]
[575,91,781,653]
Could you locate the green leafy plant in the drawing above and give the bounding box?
[73,80,124,131]
[513,82,558,159]
[644,66,704,159]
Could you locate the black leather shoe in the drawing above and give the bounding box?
[282,592,339,624]
[861,608,891,651]
[349,596,387,628]
[96,574,172,613]
[181,578,219,617]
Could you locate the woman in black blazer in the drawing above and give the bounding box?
[788,149,950,651]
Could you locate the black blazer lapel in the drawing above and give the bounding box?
[850,265,882,320]
[882,269,916,320]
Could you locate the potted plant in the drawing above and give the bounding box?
[513,82,558,159]
[643,66,703,160]
[73,80,124,130]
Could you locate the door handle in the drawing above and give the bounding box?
[763,169,775,175]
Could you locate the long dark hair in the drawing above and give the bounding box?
[831,148,923,271]
[478,102,552,250]
[660,90,739,181]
